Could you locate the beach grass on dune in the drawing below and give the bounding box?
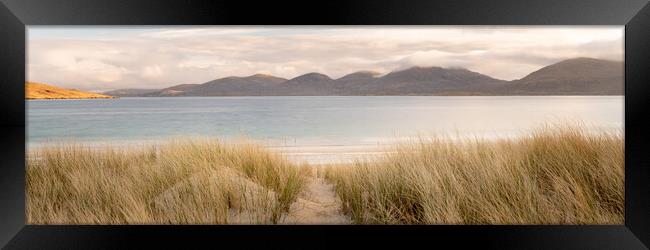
[324,125,624,224]
[27,124,624,225]
[27,138,309,224]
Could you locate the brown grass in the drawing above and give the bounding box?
[324,125,624,224]
[27,125,624,225]
[26,82,115,99]
[27,138,309,224]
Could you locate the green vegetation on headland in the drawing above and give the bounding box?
[27,124,623,225]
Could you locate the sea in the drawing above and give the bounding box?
[26,96,624,164]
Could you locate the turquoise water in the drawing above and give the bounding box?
[26,96,623,147]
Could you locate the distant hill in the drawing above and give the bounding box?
[26,82,115,100]
[104,57,623,96]
[350,66,508,95]
[183,74,288,96]
[279,73,337,95]
[500,57,623,95]
[143,84,200,96]
[332,71,381,95]
[103,88,159,97]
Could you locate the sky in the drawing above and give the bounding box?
[27,26,624,92]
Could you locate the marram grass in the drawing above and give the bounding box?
[324,125,624,224]
[27,138,309,224]
[27,124,624,225]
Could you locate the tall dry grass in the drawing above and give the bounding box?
[27,138,309,224]
[325,125,624,224]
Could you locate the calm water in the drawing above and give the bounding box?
[27,96,623,148]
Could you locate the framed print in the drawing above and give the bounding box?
[1,0,649,249]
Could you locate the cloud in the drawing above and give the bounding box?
[28,26,623,91]
[141,65,164,79]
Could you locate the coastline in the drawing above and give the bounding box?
[27,140,391,165]
[26,97,118,100]
[26,125,622,165]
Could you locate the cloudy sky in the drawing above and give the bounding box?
[28,26,623,92]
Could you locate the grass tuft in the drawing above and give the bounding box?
[27,138,308,224]
[324,125,624,224]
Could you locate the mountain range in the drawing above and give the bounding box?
[103,57,623,97]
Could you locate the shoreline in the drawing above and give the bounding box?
[26,96,118,100]
[26,126,623,165]
[27,141,391,165]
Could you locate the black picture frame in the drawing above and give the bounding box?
[1,0,649,249]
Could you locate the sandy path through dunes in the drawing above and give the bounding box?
[281,177,350,224]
